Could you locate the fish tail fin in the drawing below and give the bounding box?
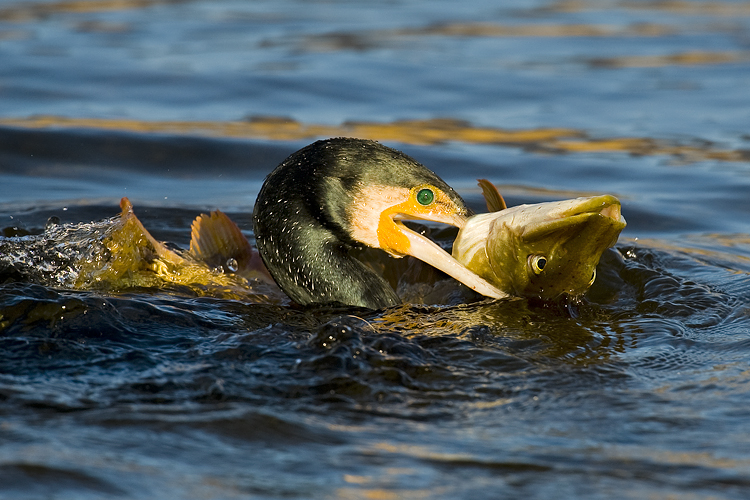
[189,211,274,284]
[477,179,507,212]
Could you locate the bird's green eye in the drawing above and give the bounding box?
[416,188,435,206]
[529,255,547,275]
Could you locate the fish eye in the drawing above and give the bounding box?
[529,255,547,275]
[416,188,435,206]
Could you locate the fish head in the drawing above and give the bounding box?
[454,195,626,301]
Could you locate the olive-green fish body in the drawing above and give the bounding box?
[0,198,280,302]
[453,194,626,300]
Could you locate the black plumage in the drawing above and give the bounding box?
[253,137,468,309]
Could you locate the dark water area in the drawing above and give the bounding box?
[2,0,750,498]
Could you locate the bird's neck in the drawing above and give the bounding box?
[254,205,399,309]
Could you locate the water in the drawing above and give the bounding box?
[1,0,750,498]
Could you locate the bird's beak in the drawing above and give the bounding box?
[378,205,510,300]
[400,222,510,299]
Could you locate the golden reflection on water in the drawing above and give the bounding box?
[1,115,747,163]
[589,50,750,68]
[548,0,750,16]
[332,442,486,499]
[2,0,748,21]
[0,0,185,21]
[355,437,750,493]
[338,467,437,500]
[336,487,433,500]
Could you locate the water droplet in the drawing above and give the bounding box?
[225,258,238,273]
[45,216,60,230]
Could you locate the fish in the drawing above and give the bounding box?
[0,198,280,302]
[452,180,627,301]
[81,198,279,300]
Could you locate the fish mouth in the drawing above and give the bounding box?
[519,195,627,241]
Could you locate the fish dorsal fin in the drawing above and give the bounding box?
[477,179,507,212]
[188,210,275,284]
[189,210,253,263]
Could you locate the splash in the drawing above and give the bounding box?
[0,199,282,303]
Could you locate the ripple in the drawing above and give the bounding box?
[1,116,747,163]
[0,463,125,497]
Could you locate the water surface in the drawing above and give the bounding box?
[1,0,750,498]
